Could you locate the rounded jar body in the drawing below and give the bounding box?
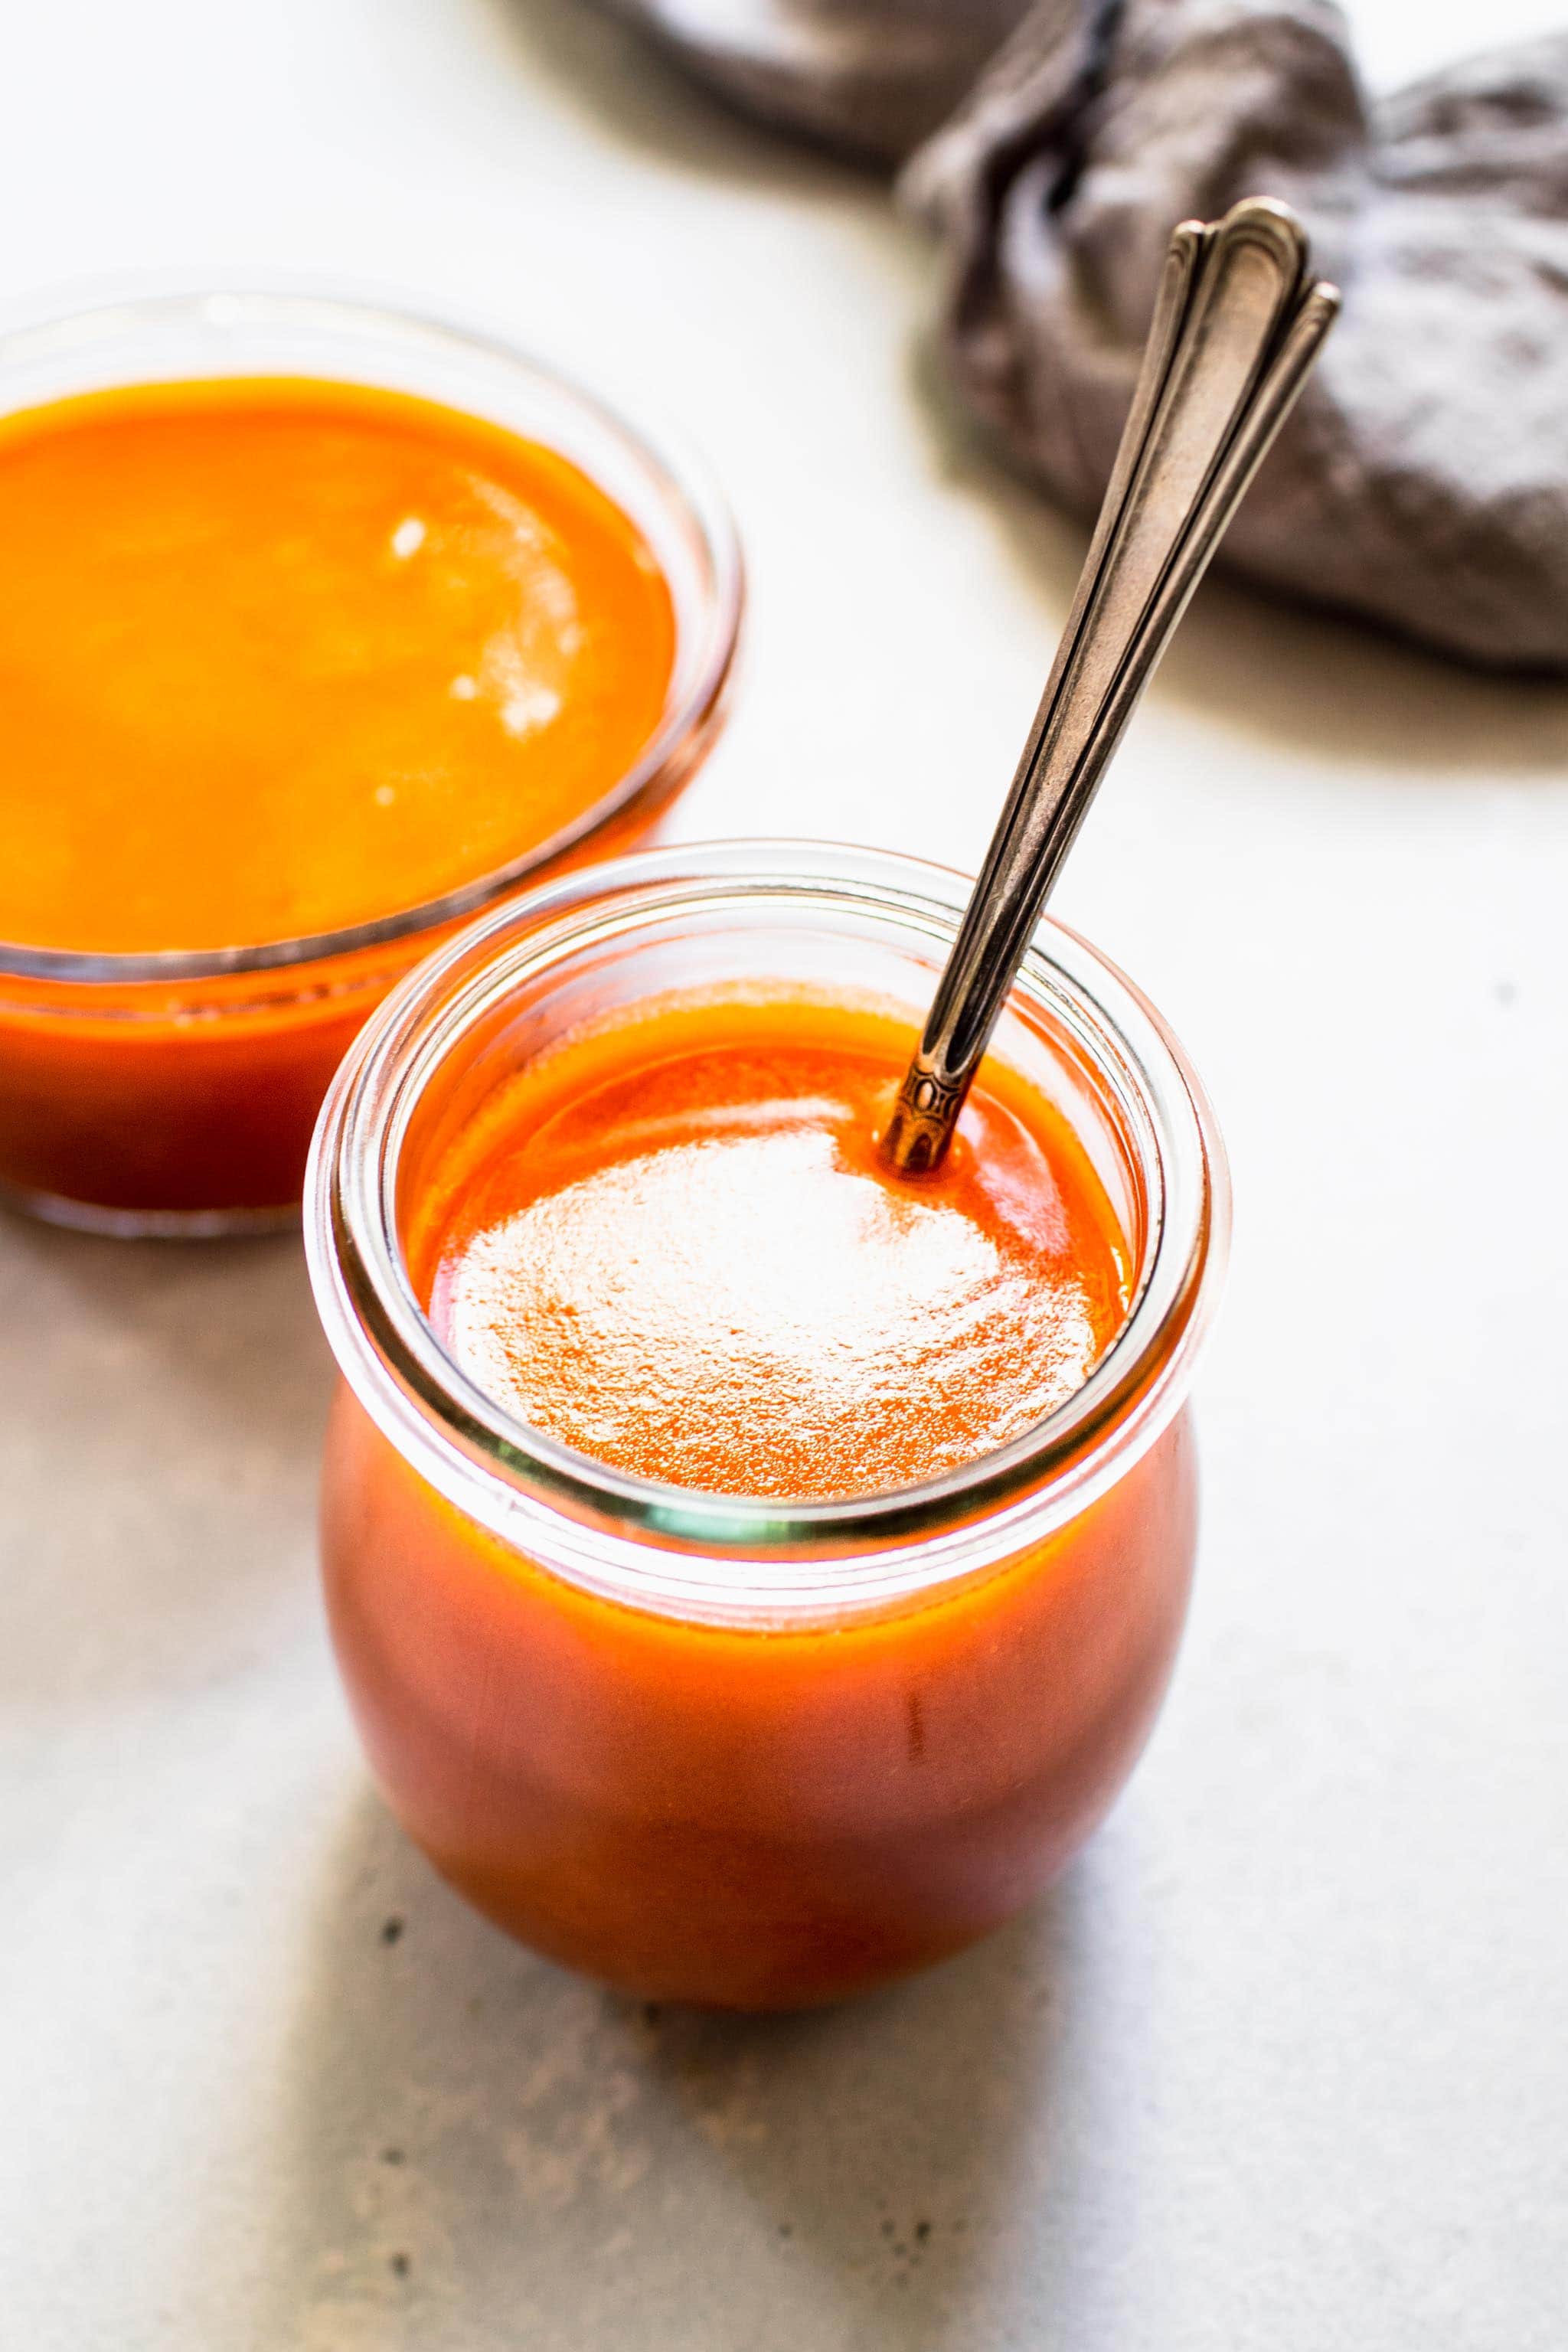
[307,843,1227,2007]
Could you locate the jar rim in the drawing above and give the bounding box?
[305,841,1230,1617]
[0,282,743,985]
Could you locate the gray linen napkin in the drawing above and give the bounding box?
[604,0,1568,670]
[594,0,1029,160]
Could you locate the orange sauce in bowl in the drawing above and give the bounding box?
[0,375,694,1223]
[0,378,676,955]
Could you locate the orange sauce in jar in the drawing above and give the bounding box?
[413,997,1131,1497]
[322,991,1200,2006]
[0,377,688,1223]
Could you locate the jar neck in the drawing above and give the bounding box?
[306,842,1228,1622]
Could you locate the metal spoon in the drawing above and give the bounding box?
[880,198,1340,1176]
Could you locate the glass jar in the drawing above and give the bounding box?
[305,842,1228,2008]
[0,288,740,1234]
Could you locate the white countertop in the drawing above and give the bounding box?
[4,3,1566,2344]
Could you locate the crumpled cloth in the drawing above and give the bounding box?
[601,0,1568,671]
[594,0,1030,161]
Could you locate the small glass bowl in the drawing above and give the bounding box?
[0,287,741,1236]
[306,840,1229,2007]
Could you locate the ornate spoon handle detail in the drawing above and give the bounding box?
[882,198,1340,1176]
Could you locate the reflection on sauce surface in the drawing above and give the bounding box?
[415,994,1132,1499]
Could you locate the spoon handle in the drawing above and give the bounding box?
[882,199,1340,1175]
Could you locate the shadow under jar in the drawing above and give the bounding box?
[306,842,1228,2009]
[0,289,739,1235]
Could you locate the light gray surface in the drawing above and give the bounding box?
[3,2,1567,2344]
